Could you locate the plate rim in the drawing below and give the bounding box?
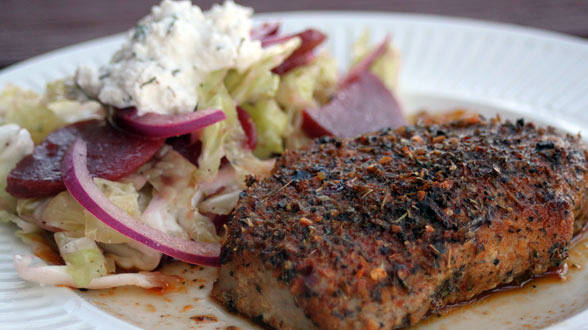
[0,10,587,329]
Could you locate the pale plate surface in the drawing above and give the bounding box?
[1,11,588,330]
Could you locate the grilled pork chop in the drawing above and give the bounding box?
[212,115,588,329]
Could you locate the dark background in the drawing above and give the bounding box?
[1,0,587,69]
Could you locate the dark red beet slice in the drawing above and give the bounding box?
[250,22,280,41]
[262,29,327,75]
[6,120,164,198]
[201,211,230,234]
[167,134,202,166]
[302,71,406,138]
[236,106,257,150]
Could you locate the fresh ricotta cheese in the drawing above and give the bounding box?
[76,0,264,116]
[0,124,34,209]
[0,124,34,169]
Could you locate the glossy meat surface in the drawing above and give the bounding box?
[213,116,588,329]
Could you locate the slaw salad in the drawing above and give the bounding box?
[0,0,400,289]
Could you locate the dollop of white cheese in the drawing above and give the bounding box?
[76,0,264,116]
[0,124,34,169]
[0,124,34,209]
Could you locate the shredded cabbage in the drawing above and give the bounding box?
[83,178,142,244]
[194,38,304,172]
[99,241,161,271]
[196,69,229,107]
[275,52,338,151]
[141,196,192,239]
[223,134,276,180]
[14,255,173,289]
[199,190,241,215]
[0,209,39,233]
[0,81,104,144]
[44,80,104,125]
[351,31,400,92]
[241,98,288,158]
[16,198,43,217]
[40,191,86,236]
[15,198,50,232]
[196,75,272,182]
[0,85,62,143]
[191,37,315,181]
[196,77,235,182]
[225,67,279,104]
[41,178,143,243]
[54,232,108,287]
[143,149,219,243]
[275,52,338,111]
[225,38,300,105]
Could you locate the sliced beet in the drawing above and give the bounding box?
[6,120,164,198]
[302,71,406,138]
[250,22,280,41]
[201,211,230,234]
[262,29,327,75]
[236,106,257,150]
[167,134,202,166]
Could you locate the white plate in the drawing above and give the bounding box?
[1,11,588,330]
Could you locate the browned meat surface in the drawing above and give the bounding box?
[212,115,588,329]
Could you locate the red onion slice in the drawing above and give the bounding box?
[340,35,391,87]
[115,108,226,138]
[62,139,220,267]
[236,106,257,150]
[272,51,316,75]
[251,22,280,41]
[261,28,325,50]
[262,29,327,74]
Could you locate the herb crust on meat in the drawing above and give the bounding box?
[212,115,588,329]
